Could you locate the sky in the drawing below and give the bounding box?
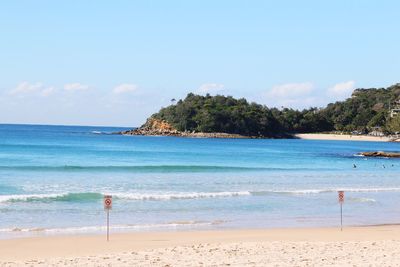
[0,1,399,127]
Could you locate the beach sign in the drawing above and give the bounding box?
[103,195,112,241]
[104,195,112,210]
[338,191,344,203]
[338,191,344,231]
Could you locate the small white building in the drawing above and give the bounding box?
[390,108,400,118]
[369,127,385,137]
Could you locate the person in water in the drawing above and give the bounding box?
[353,164,357,168]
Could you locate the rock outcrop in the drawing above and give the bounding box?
[358,151,400,158]
[119,118,249,138]
[120,118,180,136]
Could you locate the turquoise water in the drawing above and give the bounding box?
[1,124,400,238]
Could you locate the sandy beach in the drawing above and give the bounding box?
[1,225,400,266]
[295,133,393,142]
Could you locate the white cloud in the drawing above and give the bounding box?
[197,83,225,94]
[112,83,138,94]
[267,82,314,98]
[9,82,55,97]
[277,97,325,108]
[64,83,90,91]
[260,82,321,109]
[327,81,355,97]
[10,82,43,95]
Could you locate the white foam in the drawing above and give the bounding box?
[349,197,377,203]
[332,187,400,193]
[0,221,218,234]
[112,191,251,201]
[274,189,330,194]
[270,187,400,194]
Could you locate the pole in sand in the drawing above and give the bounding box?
[103,195,112,241]
[338,191,344,231]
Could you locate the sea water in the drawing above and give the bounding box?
[1,124,400,238]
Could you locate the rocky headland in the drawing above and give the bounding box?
[119,118,250,139]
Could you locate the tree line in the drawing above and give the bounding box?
[150,83,400,137]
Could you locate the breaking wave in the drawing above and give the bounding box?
[1,187,399,203]
[0,191,251,203]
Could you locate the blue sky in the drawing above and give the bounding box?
[0,1,399,126]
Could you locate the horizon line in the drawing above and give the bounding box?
[0,122,136,128]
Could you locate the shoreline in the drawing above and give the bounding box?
[295,133,394,142]
[1,225,400,265]
[121,130,398,142]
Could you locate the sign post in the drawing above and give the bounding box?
[103,195,112,241]
[338,191,344,231]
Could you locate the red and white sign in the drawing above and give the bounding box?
[338,191,344,203]
[104,195,112,210]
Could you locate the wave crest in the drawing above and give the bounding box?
[0,191,251,203]
[1,187,398,204]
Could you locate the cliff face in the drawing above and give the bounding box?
[120,118,249,138]
[120,118,180,136]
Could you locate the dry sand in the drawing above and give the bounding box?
[295,133,392,142]
[1,225,400,266]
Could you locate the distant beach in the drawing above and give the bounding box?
[295,133,394,142]
[1,226,400,266]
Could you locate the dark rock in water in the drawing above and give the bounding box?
[358,151,400,158]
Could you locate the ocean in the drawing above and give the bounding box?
[1,124,400,238]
